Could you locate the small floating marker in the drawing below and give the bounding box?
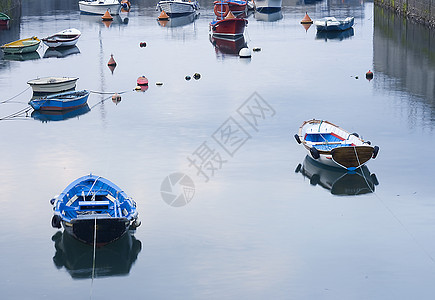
[252,47,261,52]
[156,82,163,86]
[102,9,113,21]
[239,47,251,58]
[193,73,201,80]
[112,93,121,104]
[107,54,116,66]
[366,70,374,81]
[158,10,169,21]
[121,0,131,11]
[139,42,147,48]
[355,76,359,79]
[185,75,191,81]
[135,86,142,91]
[300,12,313,24]
[137,76,149,86]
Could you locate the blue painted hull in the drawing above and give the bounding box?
[31,104,90,122]
[51,174,140,245]
[29,90,90,111]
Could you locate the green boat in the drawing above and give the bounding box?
[0,36,41,54]
[0,12,10,27]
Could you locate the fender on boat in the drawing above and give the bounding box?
[310,147,320,159]
[51,215,61,229]
[372,146,379,159]
[294,134,301,144]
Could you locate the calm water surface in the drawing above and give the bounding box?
[0,0,435,299]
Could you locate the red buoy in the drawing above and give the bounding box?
[137,76,149,86]
[158,10,169,21]
[102,10,113,21]
[366,70,374,81]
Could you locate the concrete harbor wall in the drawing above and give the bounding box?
[374,0,435,28]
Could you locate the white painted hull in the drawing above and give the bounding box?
[157,1,199,15]
[27,77,78,93]
[255,0,282,11]
[79,1,121,15]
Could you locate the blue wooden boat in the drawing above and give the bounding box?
[314,16,354,31]
[31,104,90,122]
[50,174,141,246]
[29,90,90,111]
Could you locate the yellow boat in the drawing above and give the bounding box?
[1,36,41,54]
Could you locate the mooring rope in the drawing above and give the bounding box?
[0,106,32,121]
[90,217,97,299]
[352,145,435,264]
[0,86,30,104]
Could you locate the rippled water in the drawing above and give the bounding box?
[0,0,434,299]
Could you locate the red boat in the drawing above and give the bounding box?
[210,35,247,55]
[214,0,247,14]
[211,3,247,37]
[210,17,247,37]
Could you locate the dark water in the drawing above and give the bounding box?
[0,0,434,299]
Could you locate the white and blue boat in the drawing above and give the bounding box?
[314,16,354,31]
[294,119,379,171]
[50,174,141,246]
[29,90,90,111]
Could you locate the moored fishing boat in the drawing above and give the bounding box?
[0,12,11,27]
[29,90,90,111]
[50,174,141,246]
[156,0,200,16]
[27,76,79,93]
[314,16,354,31]
[214,0,247,14]
[42,28,81,48]
[294,119,379,170]
[79,0,122,15]
[0,37,40,54]
[254,0,282,13]
[210,3,247,37]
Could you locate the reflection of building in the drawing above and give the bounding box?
[52,231,142,279]
[373,6,435,124]
[295,156,379,195]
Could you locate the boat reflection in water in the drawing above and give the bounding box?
[209,34,247,56]
[79,13,129,27]
[157,12,199,28]
[295,156,379,196]
[31,104,90,122]
[316,28,354,41]
[254,9,283,22]
[43,46,80,59]
[3,51,40,61]
[52,230,142,279]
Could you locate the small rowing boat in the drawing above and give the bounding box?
[29,90,90,111]
[294,119,379,170]
[42,28,81,48]
[27,76,79,94]
[50,174,141,246]
[314,16,354,31]
[0,37,40,54]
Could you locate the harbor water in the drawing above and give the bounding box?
[0,0,434,299]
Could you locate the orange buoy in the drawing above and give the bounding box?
[300,12,313,24]
[107,54,116,66]
[366,70,374,80]
[121,0,131,12]
[102,10,113,21]
[158,10,169,20]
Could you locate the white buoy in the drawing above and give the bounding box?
[239,47,251,58]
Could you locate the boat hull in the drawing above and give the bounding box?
[27,77,78,93]
[210,18,247,37]
[315,17,354,31]
[29,90,90,111]
[296,119,378,170]
[157,1,198,16]
[1,37,41,54]
[79,1,121,15]
[63,218,130,246]
[254,0,282,13]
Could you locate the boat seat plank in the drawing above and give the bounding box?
[79,200,110,206]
